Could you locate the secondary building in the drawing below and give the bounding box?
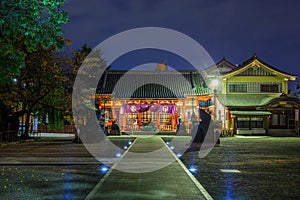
[214,54,300,135]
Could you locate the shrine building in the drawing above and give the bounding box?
[94,55,300,136]
[95,62,212,134]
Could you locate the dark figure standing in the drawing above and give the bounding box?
[110,120,120,135]
[176,118,187,135]
[192,109,211,143]
[186,109,220,152]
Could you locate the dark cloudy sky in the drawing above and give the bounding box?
[62,0,300,80]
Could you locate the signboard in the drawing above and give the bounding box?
[295,109,299,121]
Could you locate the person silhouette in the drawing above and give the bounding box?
[110,120,120,135]
[186,109,215,152]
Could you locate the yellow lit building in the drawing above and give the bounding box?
[214,54,300,135]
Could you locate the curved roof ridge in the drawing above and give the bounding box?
[222,54,297,78]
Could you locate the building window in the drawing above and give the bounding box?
[237,117,263,128]
[227,82,281,93]
[237,117,250,128]
[227,83,247,93]
[270,113,287,128]
[142,111,150,123]
[261,84,279,93]
[160,113,170,123]
[279,114,286,125]
[128,113,138,122]
[251,121,263,128]
[237,120,249,128]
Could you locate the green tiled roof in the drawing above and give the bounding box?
[127,83,177,99]
[218,93,300,108]
[97,70,211,98]
[217,94,276,107]
[230,111,272,116]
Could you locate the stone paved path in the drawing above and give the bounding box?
[86,136,212,200]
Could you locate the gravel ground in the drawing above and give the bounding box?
[180,136,300,200]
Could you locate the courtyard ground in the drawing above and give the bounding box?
[0,135,299,199]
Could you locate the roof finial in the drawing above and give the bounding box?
[156,61,168,71]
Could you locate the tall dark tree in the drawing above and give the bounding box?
[295,81,300,99]
[62,44,93,125]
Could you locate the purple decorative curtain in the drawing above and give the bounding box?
[120,104,177,114]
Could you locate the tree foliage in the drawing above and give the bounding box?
[65,45,107,126]
[0,0,68,84]
[63,44,92,124]
[0,44,68,137]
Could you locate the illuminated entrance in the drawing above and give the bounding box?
[97,96,213,134]
[120,101,178,132]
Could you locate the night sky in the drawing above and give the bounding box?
[62,0,300,84]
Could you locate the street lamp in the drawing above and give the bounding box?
[211,79,218,120]
[102,97,109,133]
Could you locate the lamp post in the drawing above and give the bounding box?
[211,79,219,144]
[103,97,107,121]
[191,97,196,121]
[211,79,219,120]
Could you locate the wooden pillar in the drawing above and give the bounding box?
[175,111,178,127]
[138,113,142,128]
[156,112,160,130]
[171,114,175,130]
[111,99,115,120]
[231,115,237,135]
[195,99,199,121]
[265,115,270,132]
[225,107,230,130]
[183,99,186,122]
[122,113,127,131]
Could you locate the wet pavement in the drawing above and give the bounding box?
[0,135,299,199]
[179,136,300,199]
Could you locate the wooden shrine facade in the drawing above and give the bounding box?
[96,96,212,133]
[95,66,213,133]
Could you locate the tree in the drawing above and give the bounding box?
[295,80,300,99]
[0,0,68,84]
[62,44,93,125]
[66,45,107,132]
[0,44,68,138]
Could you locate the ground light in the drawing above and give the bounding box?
[126,138,134,148]
[115,152,122,158]
[188,164,198,174]
[99,165,109,174]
